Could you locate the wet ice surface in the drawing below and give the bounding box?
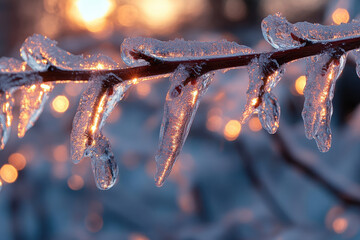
[71,76,130,164]
[20,34,119,71]
[121,37,254,66]
[241,54,283,133]
[155,65,214,186]
[302,51,346,152]
[0,58,24,148]
[262,13,360,49]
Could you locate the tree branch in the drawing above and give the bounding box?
[1,35,360,90]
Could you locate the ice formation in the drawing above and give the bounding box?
[84,133,118,190]
[71,75,130,164]
[0,58,25,148]
[302,52,346,152]
[155,65,214,186]
[241,54,283,134]
[262,13,360,49]
[121,37,254,66]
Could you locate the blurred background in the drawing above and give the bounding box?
[1,0,360,239]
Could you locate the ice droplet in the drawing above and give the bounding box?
[302,51,346,152]
[258,92,280,134]
[71,75,130,163]
[155,65,214,187]
[85,133,118,190]
[241,54,283,133]
[121,37,253,66]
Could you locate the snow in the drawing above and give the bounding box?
[155,65,214,186]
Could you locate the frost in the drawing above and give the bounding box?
[155,65,214,187]
[241,54,283,133]
[84,133,118,190]
[0,57,24,148]
[71,75,130,164]
[302,51,346,152]
[262,13,360,49]
[20,34,118,71]
[121,37,253,66]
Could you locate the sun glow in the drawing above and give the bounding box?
[332,8,349,25]
[224,120,241,141]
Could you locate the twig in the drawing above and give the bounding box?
[1,35,360,90]
[272,131,360,206]
[234,139,293,225]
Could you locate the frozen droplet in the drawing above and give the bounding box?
[85,133,118,190]
[241,54,283,124]
[155,65,213,187]
[18,83,54,138]
[121,37,253,66]
[302,51,346,151]
[258,92,280,134]
[71,75,130,163]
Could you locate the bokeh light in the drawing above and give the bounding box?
[332,8,350,25]
[52,95,69,113]
[67,174,84,190]
[8,153,27,171]
[248,117,262,132]
[332,217,348,234]
[224,120,241,141]
[85,212,103,232]
[295,75,307,95]
[0,164,18,183]
[53,144,68,162]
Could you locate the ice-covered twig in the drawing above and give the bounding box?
[1,35,360,91]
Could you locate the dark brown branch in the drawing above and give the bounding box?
[1,35,360,90]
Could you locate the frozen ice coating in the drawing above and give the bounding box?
[258,92,280,134]
[84,133,118,190]
[155,65,214,187]
[262,13,360,49]
[18,83,54,138]
[0,57,25,149]
[121,37,253,66]
[241,54,283,129]
[352,50,360,78]
[20,34,119,71]
[71,75,130,163]
[302,52,346,152]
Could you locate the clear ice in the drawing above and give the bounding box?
[155,65,214,187]
[241,54,283,133]
[302,52,346,152]
[71,75,130,164]
[84,133,118,190]
[121,37,253,66]
[0,57,25,148]
[262,13,360,49]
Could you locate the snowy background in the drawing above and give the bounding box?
[1,0,360,239]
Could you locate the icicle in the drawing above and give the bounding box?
[352,50,360,79]
[0,58,26,147]
[71,75,130,163]
[84,133,118,190]
[302,51,346,152]
[262,13,360,49]
[241,54,283,133]
[18,83,54,138]
[121,37,253,66]
[155,65,214,187]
